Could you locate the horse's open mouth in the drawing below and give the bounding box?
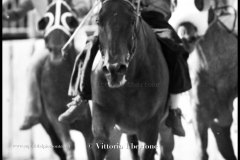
[105,73,127,88]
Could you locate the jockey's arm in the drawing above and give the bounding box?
[3,0,34,21]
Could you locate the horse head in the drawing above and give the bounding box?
[98,0,138,88]
[38,0,79,54]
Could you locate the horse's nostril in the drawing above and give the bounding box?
[117,64,127,74]
[102,65,109,74]
[103,63,127,74]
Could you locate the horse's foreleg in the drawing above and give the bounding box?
[47,113,75,160]
[82,132,95,160]
[40,114,66,160]
[81,124,94,160]
[192,114,209,160]
[78,105,95,160]
[210,123,236,160]
[210,101,236,160]
[158,124,174,160]
[92,102,115,160]
[138,121,159,160]
[127,134,140,160]
[105,129,122,160]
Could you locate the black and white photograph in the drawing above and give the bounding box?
[2,0,238,159]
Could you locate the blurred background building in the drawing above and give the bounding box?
[2,0,41,39]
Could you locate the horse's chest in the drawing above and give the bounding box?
[93,82,162,122]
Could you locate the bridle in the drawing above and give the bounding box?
[213,5,237,35]
[43,0,77,37]
[61,0,142,58]
[100,0,141,63]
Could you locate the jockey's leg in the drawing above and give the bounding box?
[142,11,192,137]
[20,47,48,130]
[58,36,99,123]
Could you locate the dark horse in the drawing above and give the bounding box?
[36,0,94,160]
[177,8,237,160]
[90,0,173,159]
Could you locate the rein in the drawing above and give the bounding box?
[213,5,237,34]
[62,1,101,56]
[194,5,237,42]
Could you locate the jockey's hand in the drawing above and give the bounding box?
[67,95,81,108]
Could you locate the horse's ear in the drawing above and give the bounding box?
[38,17,48,30]
[66,16,79,29]
[208,7,215,24]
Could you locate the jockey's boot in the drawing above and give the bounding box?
[58,96,88,123]
[20,115,39,130]
[166,108,185,137]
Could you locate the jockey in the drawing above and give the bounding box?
[2,0,90,130]
[59,0,191,137]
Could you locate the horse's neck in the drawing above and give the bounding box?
[195,19,237,73]
[135,20,162,62]
[128,20,166,81]
[200,19,236,57]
